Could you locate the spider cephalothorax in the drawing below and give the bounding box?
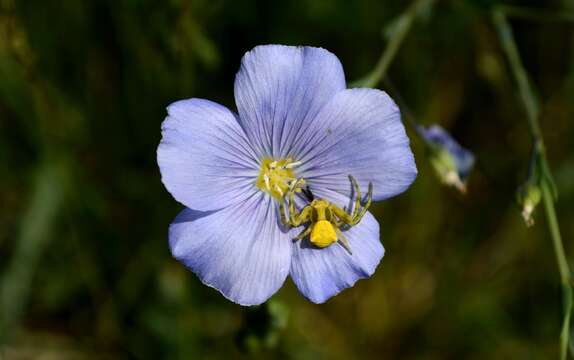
[279,176,373,254]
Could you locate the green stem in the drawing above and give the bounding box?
[542,182,572,359]
[356,0,434,88]
[492,8,542,140]
[542,182,572,282]
[493,8,572,359]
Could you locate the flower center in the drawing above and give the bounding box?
[256,158,301,199]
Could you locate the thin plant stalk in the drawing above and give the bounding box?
[354,0,435,88]
[493,8,572,359]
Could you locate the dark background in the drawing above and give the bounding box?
[1,0,574,358]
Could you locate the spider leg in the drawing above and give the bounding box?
[288,178,306,224]
[288,189,297,224]
[291,206,312,227]
[349,175,362,220]
[332,217,343,228]
[289,177,306,192]
[279,178,305,227]
[294,225,312,241]
[353,181,373,225]
[279,200,289,226]
[332,215,351,232]
[335,228,353,255]
[331,204,355,227]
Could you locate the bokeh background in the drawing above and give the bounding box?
[1,0,574,358]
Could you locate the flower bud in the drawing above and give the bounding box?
[420,125,474,193]
[517,182,541,227]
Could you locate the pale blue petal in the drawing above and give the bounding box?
[157,98,260,211]
[289,209,383,304]
[234,45,346,158]
[295,88,417,202]
[169,192,294,306]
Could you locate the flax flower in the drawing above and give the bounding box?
[157,45,416,305]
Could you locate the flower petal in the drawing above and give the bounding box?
[295,88,417,202]
[157,98,259,211]
[289,210,383,304]
[234,45,346,158]
[169,192,294,306]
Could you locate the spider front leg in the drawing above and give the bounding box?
[349,175,362,219]
[331,181,373,227]
[354,181,373,224]
[348,175,374,225]
[280,199,309,227]
[280,178,307,226]
[286,205,312,243]
[281,180,312,230]
[291,206,312,227]
[279,200,291,226]
[288,178,306,224]
[331,205,354,228]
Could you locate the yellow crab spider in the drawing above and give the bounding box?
[279,175,373,255]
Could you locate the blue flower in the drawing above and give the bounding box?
[157,45,417,305]
[419,124,474,192]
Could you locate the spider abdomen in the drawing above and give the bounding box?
[310,220,338,248]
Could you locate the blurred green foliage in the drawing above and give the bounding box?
[1,0,574,358]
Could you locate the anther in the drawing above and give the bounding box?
[264,174,271,190]
[285,161,302,169]
[275,184,284,196]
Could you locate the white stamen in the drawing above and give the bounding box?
[269,161,278,169]
[264,174,271,190]
[275,184,284,196]
[285,161,302,169]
